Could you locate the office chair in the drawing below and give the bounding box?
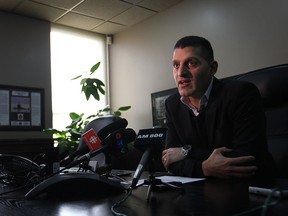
[225,64,288,178]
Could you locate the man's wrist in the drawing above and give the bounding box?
[181,145,191,157]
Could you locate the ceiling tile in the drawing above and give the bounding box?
[15,1,65,22]
[138,0,183,12]
[72,0,132,20]
[92,21,127,35]
[121,0,143,4]
[31,0,83,10]
[0,0,184,35]
[56,12,103,31]
[111,6,156,26]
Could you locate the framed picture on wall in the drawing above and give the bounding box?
[0,84,45,131]
[151,88,178,127]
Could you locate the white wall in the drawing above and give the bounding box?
[109,0,288,132]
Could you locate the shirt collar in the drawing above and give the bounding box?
[181,77,214,114]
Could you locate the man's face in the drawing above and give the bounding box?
[172,47,217,99]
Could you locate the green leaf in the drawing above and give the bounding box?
[86,78,94,85]
[83,86,91,100]
[118,106,131,111]
[86,114,97,119]
[113,110,121,116]
[80,78,87,85]
[91,89,100,101]
[94,79,105,86]
[69,112,81,120]
[90,62,101,74]
[71,75,82,80]
[97,85,105,95]
[70,117,82,127]
[70,129,82,136]
[102,107,111,112]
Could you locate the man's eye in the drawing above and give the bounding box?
[187,61,198,67]
[173,63,179,69]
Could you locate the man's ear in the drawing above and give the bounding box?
[210,61,218,76]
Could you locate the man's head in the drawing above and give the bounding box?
[172,36,218,100]
[174,36,214,63]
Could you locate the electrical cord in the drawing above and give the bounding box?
[0,156,81,196]
[232,188,281,216]
[111,188,133,216]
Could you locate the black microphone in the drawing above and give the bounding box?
[130,147,153,189]
[59,118,128,166]
[97,118,128,139]
[59,147,88,166]
[134,127,167,152]
[64,146,106,169]
[108,128,136,156]
[130,127,167,189]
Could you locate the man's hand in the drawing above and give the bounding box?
[162,147,185,170]
[202,147,257,178]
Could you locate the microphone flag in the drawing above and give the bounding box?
[82,128,102,151]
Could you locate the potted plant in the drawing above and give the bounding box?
[45,62,130,157]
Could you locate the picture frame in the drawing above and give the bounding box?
[0,84,45,131]
[151,88,178,127]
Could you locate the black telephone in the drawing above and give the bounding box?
[0,154,41,186]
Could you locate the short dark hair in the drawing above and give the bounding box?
[174,36,214,62]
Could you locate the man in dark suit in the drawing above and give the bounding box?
[162,36,275,178]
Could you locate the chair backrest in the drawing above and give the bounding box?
[224,64,288,178]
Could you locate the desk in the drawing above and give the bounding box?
[0,172,287,216]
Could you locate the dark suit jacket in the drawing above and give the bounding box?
[165,77,276,178]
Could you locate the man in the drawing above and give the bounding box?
[162,36,275,178]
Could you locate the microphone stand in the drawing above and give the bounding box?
[134,157,181,203]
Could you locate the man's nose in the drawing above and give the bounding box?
[179,64,189,76]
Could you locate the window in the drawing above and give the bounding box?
[50,24,107,130]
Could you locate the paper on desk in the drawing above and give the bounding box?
[157,176,205,184]
[134,176,204,186]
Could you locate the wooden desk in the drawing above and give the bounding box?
[0,172,287,216]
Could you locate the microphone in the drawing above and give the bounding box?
[64,127,136,170]
[64,128,113,169]
[134,127,167,152]
[130,147,153,189]
[65,146,106,169]
[97,118,128,139]
[108,128,136,157]
[59,147,88,166]
[59,118,128,166]
[130,127,167,189]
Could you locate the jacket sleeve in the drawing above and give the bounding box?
[165,95,208,177]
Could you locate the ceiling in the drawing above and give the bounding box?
[0,0,183,35]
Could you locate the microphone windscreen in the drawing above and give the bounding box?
[77,117,128,152]
[103,128,136,155]
[123,128,137,143]
[97,118,128,140]
[134,127,167,152]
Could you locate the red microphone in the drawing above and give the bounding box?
[65,129,105,169]
[82,128,102,151]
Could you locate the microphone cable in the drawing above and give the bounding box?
[111,188,133,216]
